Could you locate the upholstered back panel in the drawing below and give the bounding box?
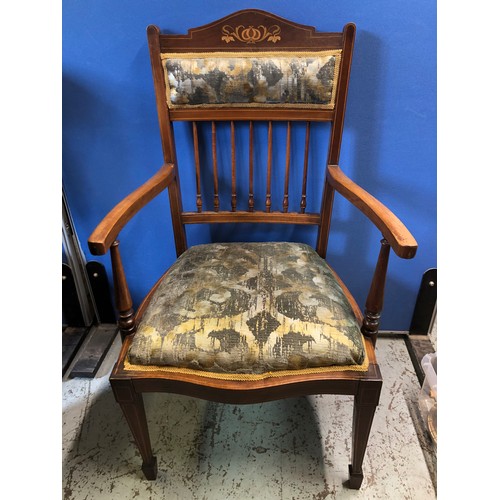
[162,50,342,109]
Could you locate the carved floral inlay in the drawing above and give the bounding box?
[221,24,282,44]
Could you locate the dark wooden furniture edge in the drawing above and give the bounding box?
[169,108,334,121]
[181,211,320,225]
[155,10,348,52]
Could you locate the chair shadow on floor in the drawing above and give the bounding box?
[63,384,329,499]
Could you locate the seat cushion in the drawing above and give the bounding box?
[128,242,366,374]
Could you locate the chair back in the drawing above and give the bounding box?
[147,9,356,257]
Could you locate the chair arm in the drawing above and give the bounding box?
[326,165,418,259]
[88,163,176,255]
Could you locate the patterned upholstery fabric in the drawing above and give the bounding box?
[128,242,365,374]
[161,51,341,109]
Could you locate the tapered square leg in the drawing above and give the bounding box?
[111,378,157,480]
[348,379,382,489]
[348,464,364,489]
[141,456,158,480]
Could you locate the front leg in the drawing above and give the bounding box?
[349,379,382,489]
[111,378,157,479]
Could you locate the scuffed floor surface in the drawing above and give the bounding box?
[62,336,436,499]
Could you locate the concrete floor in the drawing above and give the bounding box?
[62,334,436,499]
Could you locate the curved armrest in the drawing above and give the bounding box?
[88,163,176,255]
[327,165,418,259]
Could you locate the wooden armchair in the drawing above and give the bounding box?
[88,10,417,489]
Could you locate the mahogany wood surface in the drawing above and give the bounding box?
[361,239,391,346]
[147,25,188,256]
[231,121,237,212]
[87,9,418,489]
[88,164,175,256]
[112,379,157,479]
[300,122,311,213]
[349,379,382,488]
[266,121,273,212]
[181,211,320,225]
[248,121,255,211]
[328,24,355,165]
[327,165,418,258]
[283,122,291,212]
[110,241,136,340]
[211,122,220,211]
[169,108,334,122]
[316,176,335,258]
[157,9,344,52]
[192,122,203,212]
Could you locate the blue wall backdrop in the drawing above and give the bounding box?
[63,0,436,331]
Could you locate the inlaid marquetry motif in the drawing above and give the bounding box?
[221,24,281,44]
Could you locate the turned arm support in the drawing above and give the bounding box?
[88,163,176,256]
[87,163,175,339]
[326,165,417,259]
[326,165,418,346]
